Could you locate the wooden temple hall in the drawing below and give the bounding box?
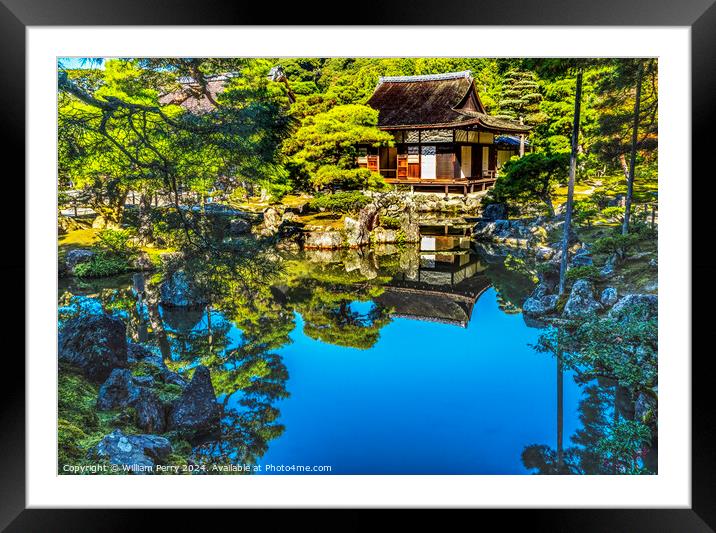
[357,71,531,194]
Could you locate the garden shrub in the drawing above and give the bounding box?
[73,252,131,278]
[592,233,641,259]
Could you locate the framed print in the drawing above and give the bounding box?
[2,0,713,529]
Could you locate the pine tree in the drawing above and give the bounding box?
[495,69,546,126]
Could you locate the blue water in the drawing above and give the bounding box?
[252,288,582,475]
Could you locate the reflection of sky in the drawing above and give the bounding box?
[252,288,584,475]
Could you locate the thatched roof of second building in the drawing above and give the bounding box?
[366,71,531,133]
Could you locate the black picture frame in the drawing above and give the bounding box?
[2,1,711,529]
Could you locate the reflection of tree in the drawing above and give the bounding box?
[522,333,654,475]
[182,247,292,466]
[284,258,392,349]
[479,260,535,314]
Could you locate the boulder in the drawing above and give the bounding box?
[563,279,602,319]
[168,365,220,440]
[65,249,95,274]
[600,254,618,277]
[343,217,366,248]
[303,230,345,250]
[228,218,251,236]
[160,270,207,308]
[398,203,421,243]
[571,246,593,267]
[371,227,399,244]
[523,294,559,316]
[58,314,128,383]
[97,368,141,410]
[254,206,283,236]
[600,287,619,308]
[522,283,559,316]
[127,342,155,362]
[608,294,658,323]
[134,388,166,433]
[93,429,171,473]
[482,203,508,221]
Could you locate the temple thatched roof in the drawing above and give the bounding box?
[366,71,531,133]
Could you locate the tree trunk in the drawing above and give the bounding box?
[618,153,630,180]
[138,192,154,244]
[622,64,643,236]
[558,70,583,296]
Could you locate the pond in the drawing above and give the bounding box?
[58,231,656,474]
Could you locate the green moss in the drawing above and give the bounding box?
[555,293,570,314]
[565,265,601,282]
[155,382,183,403]
[130,360,164,379]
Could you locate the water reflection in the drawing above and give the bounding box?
[58,231,654,473]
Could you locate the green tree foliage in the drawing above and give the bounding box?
[592,59,658,180]
[535,309,657,393]
[495,69,546,127]
[487,152,570,215]
[58,58,292,242]
[284,104,393,191]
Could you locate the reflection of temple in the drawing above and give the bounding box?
[376,234,491,328]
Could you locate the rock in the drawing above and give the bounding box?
[132,375,155,387]
[162,371,188,388]
[168,366,220,440]
[609,294,658,323]
[600,254,618,277]
[523,294,559,316]
[482,203,508,221]
[160,270,207,308]
[343,217,365,248]
[127,342,187,387]
[65,249,95,273]
[127,342,154,362]
[134,388,166,433]
[535,246,555,261]
[537,264,560,293]
[571,246,593,267]
[563,279,602,319]
[600,287,619,308]
[634,392,657,424]
[255,206,283,236]
[93,429,171,473]
[228,218,250,235]
[371,227,399,244]
[58,314,128,383]
[344,203,379,248]
[523,283,559,316]
[97,368,141,410]
[399,203,421,243]
[303,230,345,250]
[132,252,154,272]
[649,257,658,269]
